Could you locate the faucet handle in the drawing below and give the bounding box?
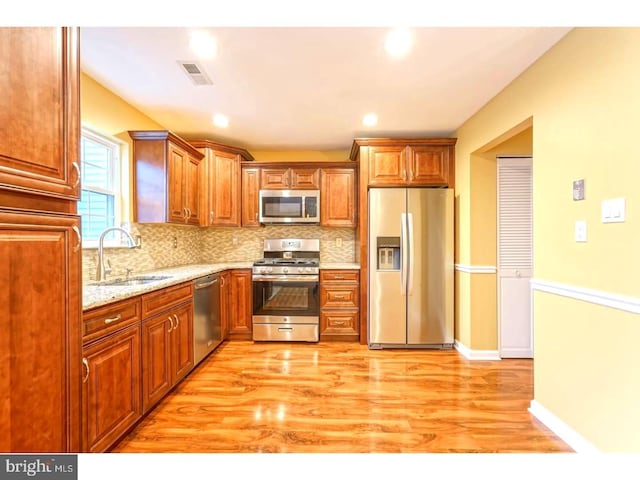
[125,268,133,279]
[105,259,112,275]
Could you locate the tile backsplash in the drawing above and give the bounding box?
[82,223,356,283]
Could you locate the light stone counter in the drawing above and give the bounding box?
[319,262,360,270]
[83,262,253,311]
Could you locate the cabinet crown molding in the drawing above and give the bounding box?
[188,139,255,162]
[128,130,205,160]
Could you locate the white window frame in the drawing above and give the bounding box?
[79,126,130,249]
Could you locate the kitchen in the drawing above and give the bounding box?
[2,20,640,476]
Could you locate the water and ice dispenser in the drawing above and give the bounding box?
[376,236,400,270]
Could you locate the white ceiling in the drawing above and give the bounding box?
[80,27,572,152]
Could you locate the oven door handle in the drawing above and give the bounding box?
[252,275,319,282]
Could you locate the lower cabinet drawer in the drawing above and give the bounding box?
[253,323,319,342]
[321,310,359,334]
[83,297,141,343]
[320,284,359,308]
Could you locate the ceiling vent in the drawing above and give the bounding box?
[178,61,213,86]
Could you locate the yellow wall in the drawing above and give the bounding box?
[251,150,350,162]
[455,28,640,451]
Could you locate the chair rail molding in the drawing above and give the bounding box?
[531,278,640,315]
[454,264,497,274]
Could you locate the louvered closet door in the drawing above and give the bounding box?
[497,156,533,358]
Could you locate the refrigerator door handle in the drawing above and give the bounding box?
[401,212,408,294]
[407,212,414,295]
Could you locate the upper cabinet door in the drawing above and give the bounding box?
[184,153,202,225]
[320,168,356,227]
[0,28,80,200]
[368,146,408,186]
[290,168,319,189]
[167,144,187,223]
[407,145,450,186]
[209,150,240,226]
[260,168,290,189]
[241,167,260,227]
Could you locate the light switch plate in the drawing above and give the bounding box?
[575,220,587,242]
[602,198,626,223]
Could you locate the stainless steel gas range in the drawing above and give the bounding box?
[252,238,320,342]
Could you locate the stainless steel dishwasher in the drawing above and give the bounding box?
[193,273,221,366]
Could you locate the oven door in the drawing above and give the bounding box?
[252,274,319,320]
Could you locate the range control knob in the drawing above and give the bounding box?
[283,267,289,274]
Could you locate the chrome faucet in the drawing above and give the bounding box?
[96,227,137,282]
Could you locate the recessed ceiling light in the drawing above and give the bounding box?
[189,30,217,59]
[362,113,378,127]
[385,28,412,57]
[213,113,229,128]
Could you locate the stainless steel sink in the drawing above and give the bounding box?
[95,275,172,287]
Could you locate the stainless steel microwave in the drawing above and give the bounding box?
[258,189,320,224]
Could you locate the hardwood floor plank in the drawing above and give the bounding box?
[112,341,573,453]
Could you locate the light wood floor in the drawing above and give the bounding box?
[112,341,573,453]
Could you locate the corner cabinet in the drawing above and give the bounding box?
[355,138,456,188]
[320,168,356,227]
[129,130,205,225]
[190,140,254,227]
[0,27,82,453]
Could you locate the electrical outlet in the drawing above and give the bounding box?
[336,238,343,247]
[574,220,587,242]
[172,236,178,248]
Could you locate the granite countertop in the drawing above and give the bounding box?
[82,262,253,311]
[83,261,361,311]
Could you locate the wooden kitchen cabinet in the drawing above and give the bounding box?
[320,168,356,227]
[319,270,360,341]
[0,28,80,202]
[260,167,319,189]
[190,140,254,227]
[81,323,141,453]
[357,139,456,188]
[241,167,261,226]
[129,130,204,226]
[228,269,253,339]
[141,283,194,413]
[0,210,82,453]
[0,27,82,454]
[220,270,231,339]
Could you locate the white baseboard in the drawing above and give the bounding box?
[528,400,599,453]
[454,340,501,360]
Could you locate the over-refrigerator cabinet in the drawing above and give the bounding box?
[368,187,454,348]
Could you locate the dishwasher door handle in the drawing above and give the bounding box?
[195,279,218,289]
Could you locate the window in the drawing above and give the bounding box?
[77,128,128,246]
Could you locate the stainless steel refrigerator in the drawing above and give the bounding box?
[368,188,454,349]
